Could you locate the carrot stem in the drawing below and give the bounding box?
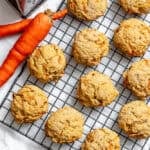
[52,8,68,20]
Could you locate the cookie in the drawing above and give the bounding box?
[73,28,109,66]
[11,84,48,123]
[28,44,66,83]
[113,18,150,56]
[45,106,84,143]
[123,59,150,99]
[67,0,107,21]
[118,101,150,139]
[82,128,120,150]
[77,71,119,107]
[119,0,150,14]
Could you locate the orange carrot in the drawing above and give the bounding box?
[0,8,67,38]
[0,19,31,38]
[0,12,52,86]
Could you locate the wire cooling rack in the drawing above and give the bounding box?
[1,0,150,149]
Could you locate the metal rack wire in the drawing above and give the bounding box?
[0,0,150,149]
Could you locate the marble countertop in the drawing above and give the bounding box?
[0,0,62,149]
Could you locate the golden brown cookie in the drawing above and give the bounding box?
[67,0,107,21]
[123,59,150,99]
[73,28,109,66]
[28,44,66,83]
[11,84,48,123]
[45,106,84,143]
[113,18,150,57]
[77,71,119,107]
[118,101,150,139]
[119,0,150,14]
[82,128,120,150]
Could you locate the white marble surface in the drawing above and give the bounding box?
[0,123,46,150]
[0,0,62,149]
